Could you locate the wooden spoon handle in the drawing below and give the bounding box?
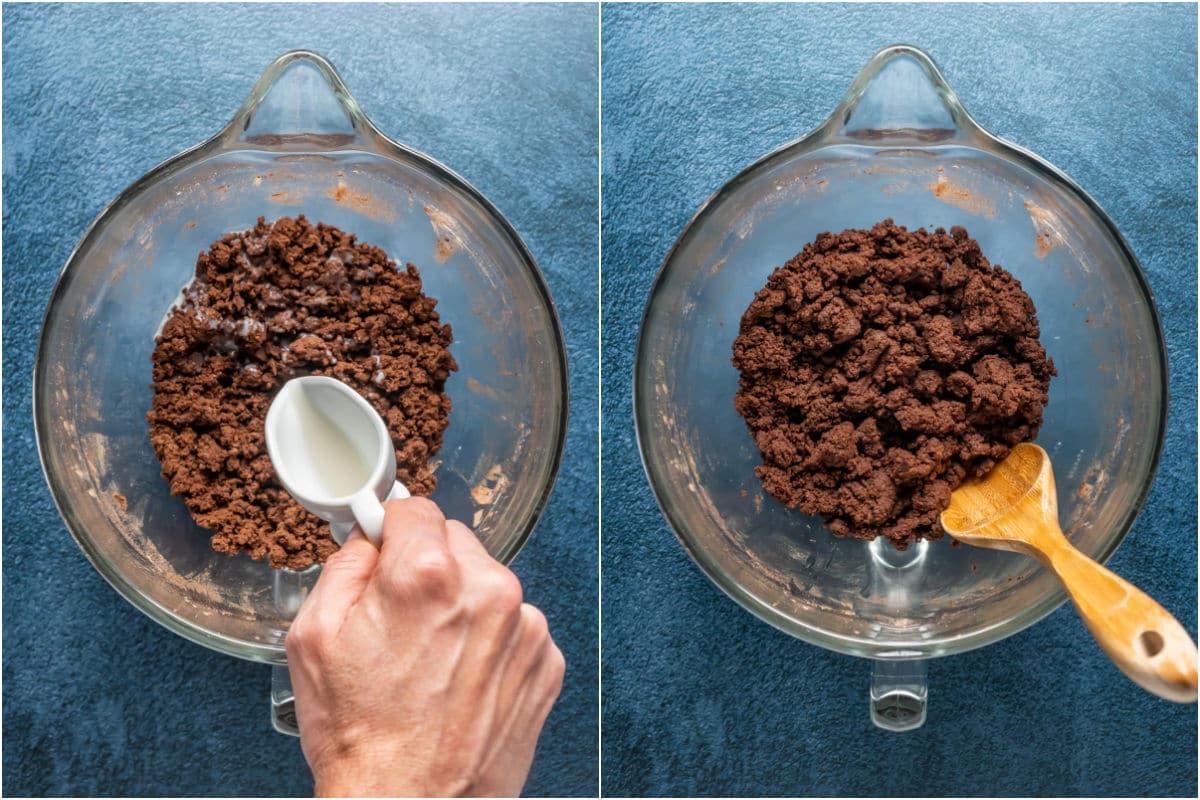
[1042,533,1198,703]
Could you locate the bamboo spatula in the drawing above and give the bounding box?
[941,443,1197,703]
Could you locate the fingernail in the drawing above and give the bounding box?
[345,527,365,543]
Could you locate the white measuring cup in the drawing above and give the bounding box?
[265,375,409,547]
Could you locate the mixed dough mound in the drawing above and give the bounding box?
[732,220,1054,548]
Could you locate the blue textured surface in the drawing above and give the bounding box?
[602,3,1197,797]
[2,3,597,796]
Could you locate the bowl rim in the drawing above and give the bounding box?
[33,50,570,664]
[632,45,1169,660]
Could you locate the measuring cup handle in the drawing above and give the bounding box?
[385,481,411,503]
[349,481,411,547]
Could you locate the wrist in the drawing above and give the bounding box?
[313,762,402,798]
[310,744,398,798]
[312,750,461,798]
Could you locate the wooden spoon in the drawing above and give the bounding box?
[942,442,1198,703]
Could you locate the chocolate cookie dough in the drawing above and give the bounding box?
[732,220,1054,548]
[148,216,456,569]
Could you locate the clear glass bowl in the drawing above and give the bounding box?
[35,52,568,666]
[634,46,1166,728]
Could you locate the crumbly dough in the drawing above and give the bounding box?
[732,220,1054,548]
[148,216,456,569]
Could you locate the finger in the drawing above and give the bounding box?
[373,497,459,600]
[477,666,544,797]
[452,537,525,682]
[477,617,564,793]
[444,518,492,565]
[292,528,379,639]
[506,632,565,749]
[446,521,524,641]
[377,496,451,566]
[532,641,566,717]
[494,604,553,703]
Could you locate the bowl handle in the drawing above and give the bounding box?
[269,564,320,736]
[865,538,931,731]
[816,44,984,145]
[219,50,387,152]
[870,656,928,732]
[271,665,300,736]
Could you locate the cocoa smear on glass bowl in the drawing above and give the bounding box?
[35,52,568,665]
[634,46,1165,726]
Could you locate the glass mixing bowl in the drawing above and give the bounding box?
[634,45,1166,730]
[35,52,568,669]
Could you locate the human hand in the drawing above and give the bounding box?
[286,497,565,797]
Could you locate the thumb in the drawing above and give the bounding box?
[300,528,380,623]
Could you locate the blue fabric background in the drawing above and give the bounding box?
[602,3,1197,797]
[2,3,597,796]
